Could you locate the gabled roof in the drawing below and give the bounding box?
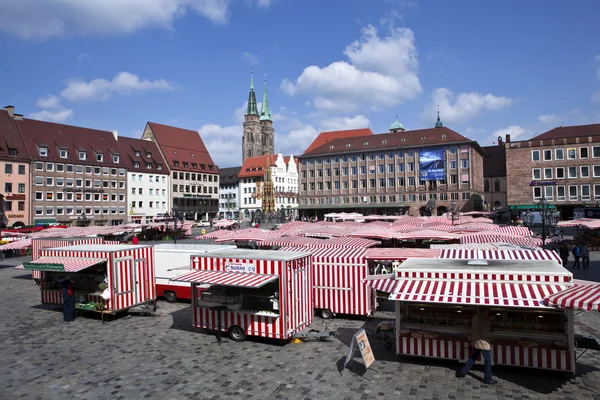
[219,166,241,185]
[302,126,477,157]
[531,123,600,140]
[238,154,297,179]
[304,128,373,154]
[145,122,217,173]
[0,109,30,161]
[482,145,506,177]
[15,115,125,168]
[117,136,169,175]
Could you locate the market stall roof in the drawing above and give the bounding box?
[172,269,278,288]
[439,249,562,264]
[389,279,568,308]
[362,273,399,293]
[364,248,441,260]
[16,257,107,272]
[278,246,367,265]
[546,279,600,311]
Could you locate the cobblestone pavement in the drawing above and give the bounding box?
[3,255,600,400]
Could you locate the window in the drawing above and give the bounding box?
[96,153,104,162]
[59,149,68,158]
[595,185,600,200]
[531,150,540,161]
[56,192,63,201]
[79,151,86,160]
[56,178,64,186]
[35,162,43,171]
[580,147,589,159]
[543,149,552,161]
[555,148,564,160]
[378,165,384,173]
[556,167,565,179]
[113,155,120,163]
[544,186,553,200]
[594,146,600,158]
[4,164,12,174]
[408,176,415,186]
[594,166,600,177]
[18,183,25,193]
[35,206,43,216]
[532,169,541,180]
[351,166,357,175]
[39,146,48,157]
[568,167,577,178]
[388,164,394,173]
[46,192,54,201]
[581,166,590,178]
[388,178,395,187]
[407,163,414,172]
[450,160,457,169]
[76,165,84,174]
[557,186,566,201]
[569,185,578,200]
[485,180,490,192]
[4,183,12,192]
[18,165,25,174]
[581,185,591,201]
[544,168,552,179]
[462,192,470,200]
[494,179,500,192]
[67,164,74,173]
[567,148,576,159]
[533,187,542,199]
[461,159,469,169]
[46,177,54,186]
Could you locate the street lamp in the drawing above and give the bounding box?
[536,197,558,247]
[451,200,457,225]
[172,206,179,244]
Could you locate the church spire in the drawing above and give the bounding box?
[435,105,443,128]
[245,71,259,116]
[260,75,272,121]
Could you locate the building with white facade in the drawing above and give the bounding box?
[237,153,299,221]
[119,137,170,223]
[219,167,240,219]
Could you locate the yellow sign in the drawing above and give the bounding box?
[129,210,134,215]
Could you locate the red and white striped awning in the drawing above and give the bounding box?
[390,279,568,308]
[546,280,600,311]
[15,257,107,272]
[362,273,399,293]
[173,270,278,288]
[439,249,562,264]
[364,248,441,260]
[280,246,367,264]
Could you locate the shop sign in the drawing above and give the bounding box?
[7,214,24,219]
[23,262,65,271]
[345,328,375,369]
[68,215,95,220]
[6,194,26,200]
[62,188,105,193]
[529,181,557,187]
[182,194,211,198]
[225,262,256,273]
[34,219,57,224]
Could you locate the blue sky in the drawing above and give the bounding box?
[1,0,599,168]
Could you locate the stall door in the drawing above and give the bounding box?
[112,257,136,310]
[134,258,148,304]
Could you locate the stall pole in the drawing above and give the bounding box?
[211,306,228,345]
[395,301,401,355]
[567,309,576,377]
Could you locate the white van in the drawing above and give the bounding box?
[154,243,236,302]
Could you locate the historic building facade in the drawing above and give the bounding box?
[482,138,507,211]
[238,153,299,221]
[298,116,485,219]
[506,123,600,219]
[242,73,274,162]
[219,167,240,220]
[119,136,170,223]
[0,107,31,227]
[142,122,219,221]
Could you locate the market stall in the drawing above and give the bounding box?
[20,244,155,315]
[173,249,312,342]
[365,258,577,373]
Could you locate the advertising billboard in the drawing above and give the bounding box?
[419,148,445,180]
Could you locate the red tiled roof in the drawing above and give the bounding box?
[0,109,30,161]
[304,128,373,153]
[482,145,506,177]
[302,126,475,157]
[531,123,600,140]
[117,136,169,175]
[146,122,217,173]
[238,154,297,179]
[15,116,125,168]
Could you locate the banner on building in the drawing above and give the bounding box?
[419,148,445,180]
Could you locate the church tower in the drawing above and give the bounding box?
[260,76,274,155]
[242,72,263,162]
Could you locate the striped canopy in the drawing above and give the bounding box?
[173,270,278,288]
[546,280,600,311]
[16,256,107,272]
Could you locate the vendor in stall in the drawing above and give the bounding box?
[61,278,75,323]
[456,309,496,385]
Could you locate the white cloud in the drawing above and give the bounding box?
[255,0,272,8]
[281,24,421,112]
[60,72,174,102]
[0,0,230,40]
[319,115,370,131]
[29,108,74,123]
[421,88,513,124]
[198,123,242,167]
[596,55,600,80]
[36,95,62,109]
[242,51,259,66]
[487,125,532,145]
[592,91,600,104]
[537,114,563,125]
[77,53,91,61]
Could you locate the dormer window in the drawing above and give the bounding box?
[200,164,205,169]
[382,140,387,144]
[96,153,104,162]
[346,144,351,148]
[146,153,152,158]
[208,165,214,170]
[329,145,334,149]
[157,164,163,170]
[8,148,17,156]
[39,146,48,157]
[146,163,152,169]
[135,151,140,157]
[173,161,179,167]
[192,163,197,168]
[79,151,86,160]
[59,149,68,158]
[113,155,119,163]
[183,162,188,168]
[134,162,140,168]
[364,142,368,145]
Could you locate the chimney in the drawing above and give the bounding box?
[505,134,511,143]
[4,105,14,118]
[13,114,23,121]
[497,136,504,146]
[112,130,118,141]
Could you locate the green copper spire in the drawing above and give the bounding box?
[245,71,259,116]
[435,106,443,128]
[260,75,272,121]
[389,115,405,131]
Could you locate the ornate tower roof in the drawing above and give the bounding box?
[435,108,443,128]
[389,116,405,132]
[260,76,272,121]
[245,72,259,116]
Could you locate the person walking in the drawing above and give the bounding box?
[572,244,581,270]
[456,309,496,384]
[61,278,75,323]
[132,235,139,245]
[581,244,590,270]
[559,244,570,268]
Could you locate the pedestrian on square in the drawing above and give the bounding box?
[61,278,75,323]
[559,244,569,267]
[572,244,581,269]
[581,244,590,270]
[132,235,139,245]
[456,309,496,384]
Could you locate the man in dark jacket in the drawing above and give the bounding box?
[572,245,581,270]
[559,244,569,268]
[61,278,75,323]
